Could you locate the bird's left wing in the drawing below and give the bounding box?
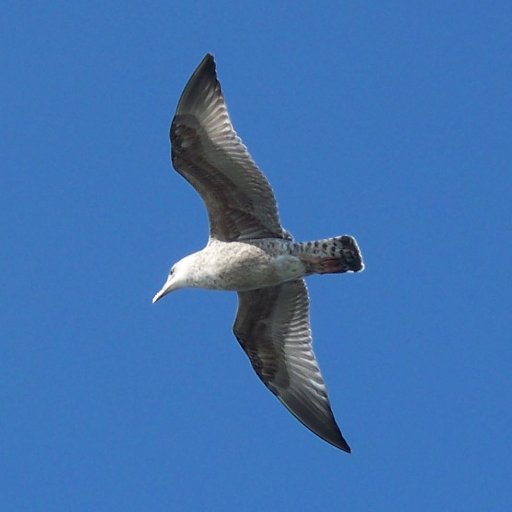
[233,279,351,452]
[171,54,288,242]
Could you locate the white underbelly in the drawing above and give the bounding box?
[204,242,306,291]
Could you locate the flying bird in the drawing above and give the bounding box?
[153,54,364,452]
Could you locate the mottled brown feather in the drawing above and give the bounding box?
[170,54,288,242]
[233,280,351,452]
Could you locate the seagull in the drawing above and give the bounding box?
[153,54,364,452]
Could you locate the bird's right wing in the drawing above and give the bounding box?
[233,279,350,452]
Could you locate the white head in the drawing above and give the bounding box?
[152,254,198,303]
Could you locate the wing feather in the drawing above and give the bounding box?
[233,279,351,452]
[170,54,288,242]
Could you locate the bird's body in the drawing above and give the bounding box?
[153,54,364,452]
[163,236,362,292]
[172,239,304,291]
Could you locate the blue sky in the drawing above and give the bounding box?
[2,1,511,510]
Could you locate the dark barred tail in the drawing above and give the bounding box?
[336,235,364,272]
[298,235,364,275]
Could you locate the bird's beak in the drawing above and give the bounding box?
[152,276,174,304]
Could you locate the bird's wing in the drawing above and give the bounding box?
[233,279,350,452]
[170,54,288,242]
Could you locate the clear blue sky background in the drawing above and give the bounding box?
[2,2,511,511]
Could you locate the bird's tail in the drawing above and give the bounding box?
[297,235,364,274]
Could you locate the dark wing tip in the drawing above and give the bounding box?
[173,53,220,119]
[316,423,351,453]
[196,53,216,76]
[337,434,352,453]
[282,398,352,453]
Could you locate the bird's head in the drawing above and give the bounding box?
[152,256,194,303]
